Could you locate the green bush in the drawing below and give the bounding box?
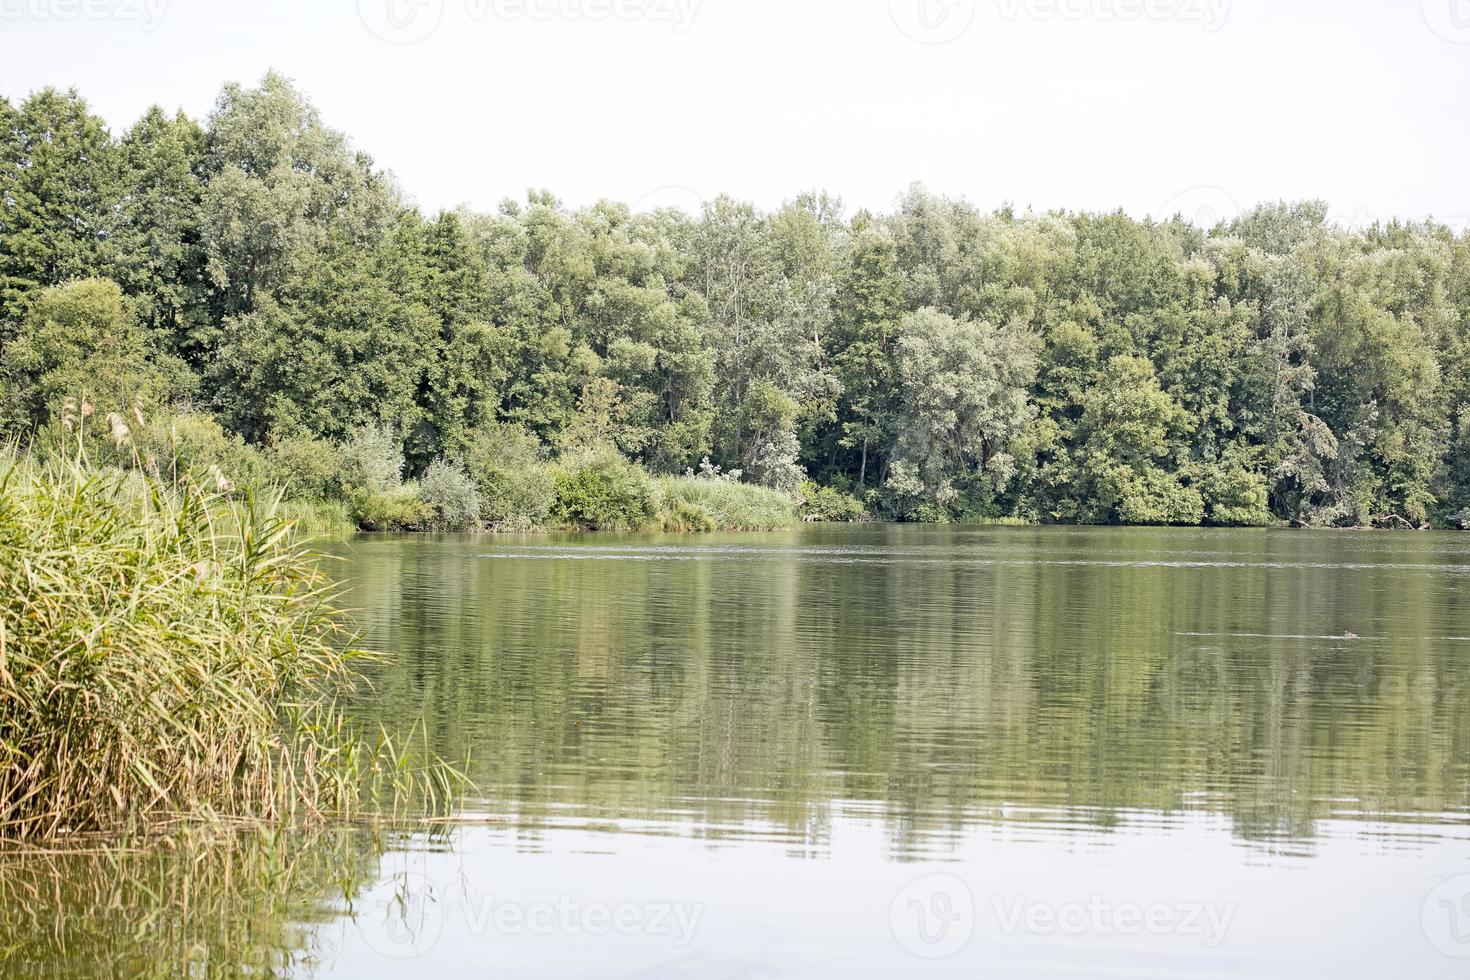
[262,432,342,501]
[478,463,557,530]
[466,424,557,530]
[1106,467,1206,526]
[135,410,268,492]
[419,459,482,530]
[657,476,796,531]
[337,425,404,497]
[1201,462,1275,527]
[798,481,867,523]
[350,485,434,532]
[550,448,658,530]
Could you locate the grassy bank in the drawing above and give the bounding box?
[657,476,797,531]
[0,450,458,842]
[353,443,804,534]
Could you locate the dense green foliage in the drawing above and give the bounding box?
[0,443,460,840]
[5,75,1470,527]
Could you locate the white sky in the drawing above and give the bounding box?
[1,0,1466,227]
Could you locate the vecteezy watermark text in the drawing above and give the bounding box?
[0,0,166,30]
[996,0,1230,31]
[889,873,1235,959]
[889,0,1229,43]
[354,872,705,960]
[358,0,699,44]
[990,895,1234,944]
[465,896,704,943]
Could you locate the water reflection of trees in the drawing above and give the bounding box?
[340,530,1470,856]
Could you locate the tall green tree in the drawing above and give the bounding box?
[0,90,119,331]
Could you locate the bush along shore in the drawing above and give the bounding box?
[0,421,464,844]
[14,406,813,535]
[6,75,1470,530]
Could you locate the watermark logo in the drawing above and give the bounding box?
[357,0,445,44]
[889,873,976,958]
[1156,644,1230,726]
[1154,185,1241,229]
[0,0,168,31]
[1422,0,1470,43]
[356,872,446,960]
[631,184,706,214]
[889,0,978,44]
[1422,875,1470,959]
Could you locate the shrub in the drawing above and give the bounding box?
[1202,463,1274,527]
[262,432,342,501]
[466,424,557,530]
[419,459,482,530]
[657,476,797,531]
[337,425,404,497]
[0,279,195,431]
[1100,466,1206,526]
[350,484,434,532]
[134,410,268,493]
[478,463,557,530]
[798,481,867,523]
[550,448,657,531]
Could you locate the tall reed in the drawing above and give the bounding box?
[0,442,457,841]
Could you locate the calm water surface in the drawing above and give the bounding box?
[14,526,1470,976]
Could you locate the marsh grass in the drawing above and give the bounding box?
[0,444,465,843]
[656,477,797,532]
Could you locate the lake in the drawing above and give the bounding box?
[8,526,1470,976]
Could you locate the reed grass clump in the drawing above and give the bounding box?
[656,476,797,531]
[0,449,452,842]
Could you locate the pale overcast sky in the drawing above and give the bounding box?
[1,0,1466,227]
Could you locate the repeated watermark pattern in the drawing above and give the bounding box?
[352,871,705,960]
[1422,874,1470,960]
[890,0,1230,43]
[630,184,707,215]
[358,0,700,44]
[890,874,977,958]
[0,0,167,30]
[1154,185,1242,229]
[889,872,1235,959]
[889,0,979,44]
[1422,0,1470,43]
[996,0,1230,31]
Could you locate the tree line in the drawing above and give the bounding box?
[4,72,1469,527]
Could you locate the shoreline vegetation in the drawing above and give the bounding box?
[2,74,1469,534]
[0,433,464,845]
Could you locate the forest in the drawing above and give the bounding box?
[4,71,1469,530]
